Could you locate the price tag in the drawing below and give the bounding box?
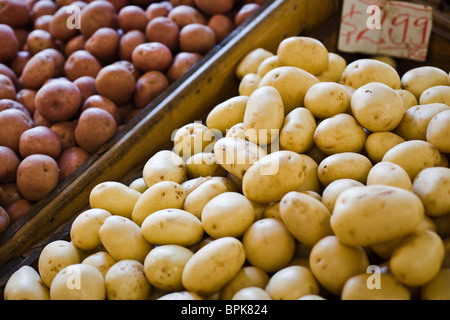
[338,0,433,61]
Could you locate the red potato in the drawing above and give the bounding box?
[0,0,30,28]
[0,206,10,234]
[85,27,120,64]
[64,50,103,81]
[119,30,146,61]
[194,0,234,15]
[179,23,216,55]
[35,79,82,122]
[14,27,29,49]
[15,89,36,115]
[133,71,169,109]
[0,146,20,184]
[16,154,60,202]
[145,16,179,52]
[50,121,77,150]
[33,109,53,127]
[10,51,32,76]
[167,51,202,83]
[19,48,65,89]
[0,99,30,117]
[6,198,32,223]
[0,109,34,153]
[234,3,260,26]
[0,74,16,100]
[0,183,21,208]
[80,0,117,38]
[168,5,206,28]
[118,5,148,32]
[74,107,118,153]
[0,24,19,63]
[113,60,141,81]
[26,29,56,55]
[208,14,234,43]
[73,75,97,105]
[0,63,18,87]
[145,1,173,20]
[107,0,129,11]
[49,5,80,42]
[34,14,53,31]
[57,146,91,181]
[19,126,63,159]
[82,94,120,124]
[64,34,87,57]
[31,0,58,21]
[132,42,173,72]
[95,64,136,105]
[170,0,195,6]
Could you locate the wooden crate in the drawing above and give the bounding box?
[0,0,341,294]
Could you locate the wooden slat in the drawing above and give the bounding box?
[0,0,340,293]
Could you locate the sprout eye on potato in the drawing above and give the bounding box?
[3,22,450,302]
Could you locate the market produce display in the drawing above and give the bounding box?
[3,29,449,300]
[0,0,268,234]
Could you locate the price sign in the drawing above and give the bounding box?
[338,0,433,61]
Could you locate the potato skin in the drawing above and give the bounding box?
[0,23,19,63]
[0,109,34,153]
[64,50,103,81]
[57,147,91,181]
[95,64,136,105]
[133,71,169,109]
[19,126,62,159]
[0,146,20,184]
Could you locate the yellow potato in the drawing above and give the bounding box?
[236,48,274,80]
[243,85,284,145]
[157,291,202,300]
[421,269,450,300]
[321,178,364,213]
[420,85,450,105]
[82,251,117,279]
[131,181,187,226]
[304,82,350,119]
[238,73,261,97]
[364,131,405,163]
[279,107,316,154]
[105,259,151,300]
[89,181,141,219]
[309,235,369,296]
[331,185,424,246]
[296,154,321,194]
[201,192,255,238]
[185,152,227,178]
[316,52,347,82]
[366,162,412,191]
[265,265,319,300]
[99,216,153,263]
[351,82,405,132]
[50,264,105,300]
[401,66,449,99]
[220,266,270,300]
[140,208,203,246]
[212,176,240,193]
[382,140,442,180]
[38,240,81,288]
[340,59,401,89]
[277,36,329,75]
[262,201,281,220]
[395,103,450,140]
[206,96,248,134]
[242,151,307,204]
[242,218,295,273]
[214,137,267,180]
[128,177,148,193]
[182,237,246,295]
[313,113,367,155]
[279,191,332,247]
[412,167,450,217]
[318,152,373,186]
[390,230,445,287]
[4,266,50,300]
[225,122,246,140]
[396,89,419,111]
[258,66,319,114]
[371,55,397,69]
[426,110,450,153]
[232,287,272,300]
[144,245,193,292]
[142,150,187,187]
[183,179,228,219]
[70,208,112,251]
[257,55,282,78]
[341,273,411,300]
[173,122,217,160]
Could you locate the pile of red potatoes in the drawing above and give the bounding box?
[0,0,269,233]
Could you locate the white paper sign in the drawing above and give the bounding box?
[338,0,433,61]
